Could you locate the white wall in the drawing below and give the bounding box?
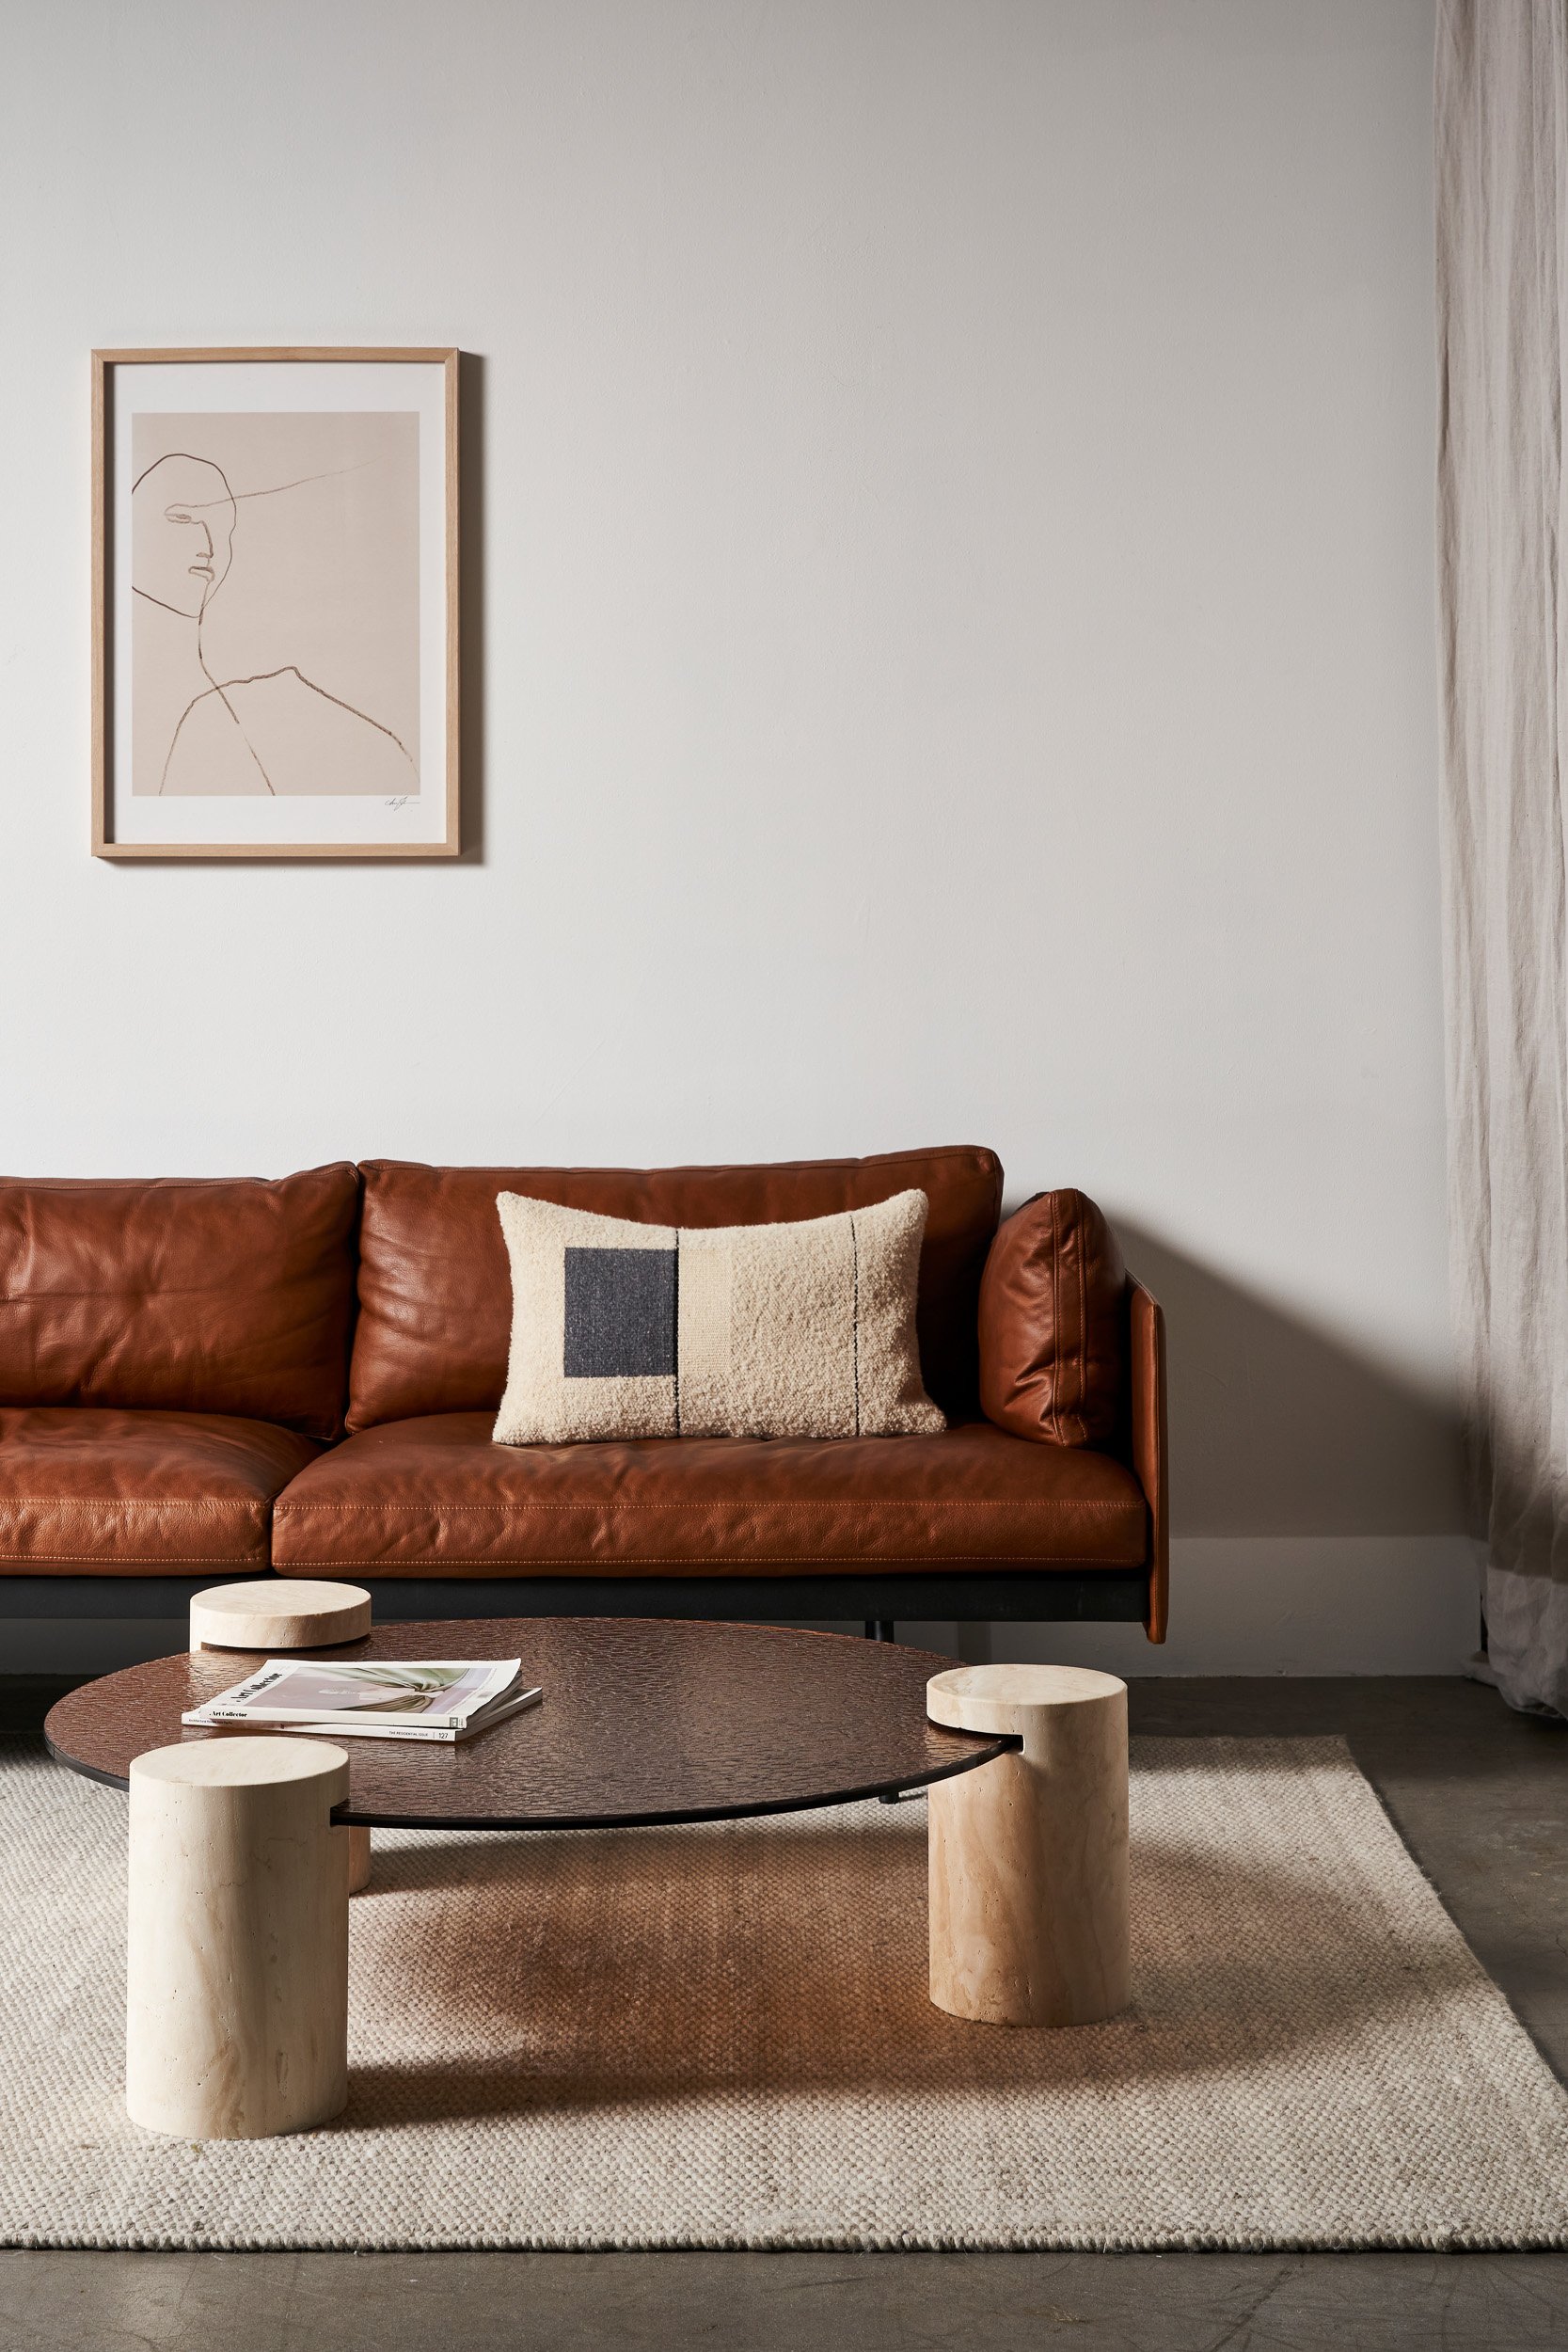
[0,0,1465,1670]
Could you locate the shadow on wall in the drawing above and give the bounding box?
[1114,1220,1467,1539]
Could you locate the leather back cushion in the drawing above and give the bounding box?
[977,1189,1127,1447]
[349,1149,1003,1430]
[0,1167,359,1440]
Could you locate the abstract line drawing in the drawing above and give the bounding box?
[129,412,420,798]
[95,351,458,860]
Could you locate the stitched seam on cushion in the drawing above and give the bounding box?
[1049,1192,1063,1442]
[850,1212,860,1438]
[273,1498,1138,1514]
[0,1552,268,1564]
[672,1232,682,1438]
[1063,1190,1083,1443]
[0,1501,263,1515]
[278,1551,1140,1569]
[1076,1191,1088,1443]
[1060,1190,1080,1445]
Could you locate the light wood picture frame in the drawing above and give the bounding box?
[93,347,460,859]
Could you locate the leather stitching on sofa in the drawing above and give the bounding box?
[273,1499,1140,1513]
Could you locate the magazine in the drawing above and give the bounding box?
[182,1657,524,1732]
[183,1684,546,1744]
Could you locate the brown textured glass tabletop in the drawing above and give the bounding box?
[43,1617,1015,1830]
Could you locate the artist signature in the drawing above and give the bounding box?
[384,796,410,810]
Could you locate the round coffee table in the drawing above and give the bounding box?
[44,1616,1016,1829]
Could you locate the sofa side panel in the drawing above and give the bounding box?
[1130,1278,1168,1641]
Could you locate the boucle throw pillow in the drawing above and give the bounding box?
[493,1188,945,1443]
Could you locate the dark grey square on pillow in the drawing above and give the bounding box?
[562,1246,678,1379]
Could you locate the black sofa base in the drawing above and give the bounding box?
[0,1569,1150,1629]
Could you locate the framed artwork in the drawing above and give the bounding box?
[92,347,459,859]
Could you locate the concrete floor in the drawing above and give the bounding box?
[1,1676,1563,2350]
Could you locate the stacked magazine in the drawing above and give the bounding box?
[182,1658,543,1744]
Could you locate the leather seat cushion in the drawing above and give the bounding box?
[271,1413,1148,1575]
[0,1409,320,1572]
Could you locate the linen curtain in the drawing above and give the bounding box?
[1436,0,1568,1714]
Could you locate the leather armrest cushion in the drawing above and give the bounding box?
[976,1189,1126,1447]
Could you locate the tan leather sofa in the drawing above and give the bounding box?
[0,1149,1167,1640]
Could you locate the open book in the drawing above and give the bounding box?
[182,1658,542,1744]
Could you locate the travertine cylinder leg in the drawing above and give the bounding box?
[189,1578,372,1655]
[927,1664,1129,2027]
[126,1738,350,2138]
[190,1579,374,1892]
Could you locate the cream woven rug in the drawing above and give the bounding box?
[3,1734,1567,2252]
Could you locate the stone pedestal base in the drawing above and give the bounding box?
[188,1578,372,1656]
[126,1737,350,2138]
[927,1663,1130,2027]
[189,1579,374,1892]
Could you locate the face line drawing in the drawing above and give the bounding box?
[130,445,415,801]
[131,452,263,787]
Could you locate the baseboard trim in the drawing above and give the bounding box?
[980,1537,1482,1676]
